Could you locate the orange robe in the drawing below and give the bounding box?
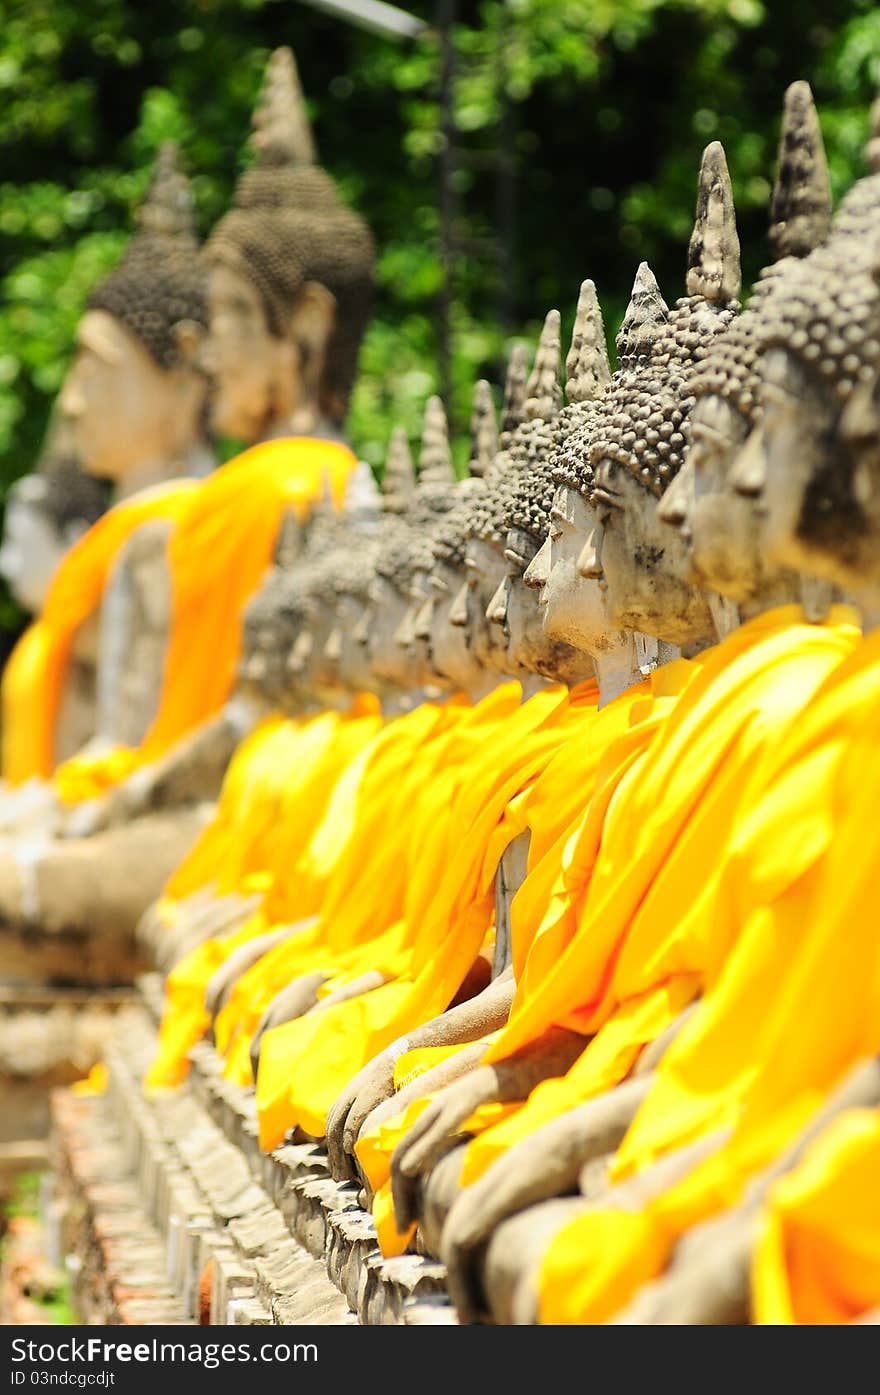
[457,606,858,1181]
[540,621,880,1324]
[752,1109,880,1324]
[214,693,479,1081]
[359,658,702,1251]
[55,438,355,802]
[1,480,197,784]
[145,696,384,1090]
[258,662,706,1155]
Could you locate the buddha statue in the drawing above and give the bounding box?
[589,91,880,1327]
[0,144,210,795]
[659,81,835,624]
[434,102,868,1328]
[583,145,739,655]
[0,43,380,966]
[369,397,459,700]
[449,350,530,682]
[59,141,212,498]
[22,44,373,823]
[731,105,880,606]
[349,136,849,1315]
[203,45,374,446]
[321,302,612,1183]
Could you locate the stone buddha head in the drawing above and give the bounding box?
[379,397,459,690]
[366,517,427,688]
[519,282,621,659]
[327,542,383,695]
[238,565,310,709]
[279,463,383,699]
[204,47,375,444]
[476,314,595,686]
[659,83,832,614]
[0,460,107,614]
[452,348,530,675]
[727,102,880,595]
[585,143,741,647]
[58,144,210,496]
[425,477,493,694]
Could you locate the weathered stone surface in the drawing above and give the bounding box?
[49,997,453,1325]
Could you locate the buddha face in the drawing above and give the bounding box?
[0,491,75,614]
[450,537,509,673]
[205,264,285,441]
[58,310,205,486]
[365,574,421,687]
[239,618,294,706]
[204,263,335,442]
[592,460,714,645]
[731,347,872,588]
[658,395,772,603]
[426,560,487,692]
[525,486,617,655]
[334,593,376,693]
[488,527,593,684]
[297,596,341,698]
[394,567,442,688]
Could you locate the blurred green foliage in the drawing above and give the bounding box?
[0,0,877,486]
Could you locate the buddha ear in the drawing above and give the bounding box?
[840,377,880,504]
[289,282,336,368]
[172,319,205,367]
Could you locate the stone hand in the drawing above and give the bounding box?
[390,1065,508,1233]
[390,1027,585,1233]
[326,1049,398,1183]
[441,1075,653,1322]
[154,891,261,975]
[326,973,517,1184]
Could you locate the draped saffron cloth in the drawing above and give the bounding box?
[54,437,356,802]
[1,480,197,785]
[752,1109,880,1324]
[457,607,858,1182]
[540,621,880,1325]
[145,696,382,1090]
[216,694,478,1084]
[360,659,699,1254]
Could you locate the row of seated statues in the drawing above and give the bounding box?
[3,46,880,1323]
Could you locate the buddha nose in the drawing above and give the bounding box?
[353,609,371,647]
[658,489,686,527]
[414,596,434,641]
[394,606,416,649]
[243,652,267,684]
[324,627,343,663]
[578,517,606,578]
[486,577,509,627]
[287,631,312,675]
[523,538,550,591]
[730,428,767,500]
[449,582,469,628]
